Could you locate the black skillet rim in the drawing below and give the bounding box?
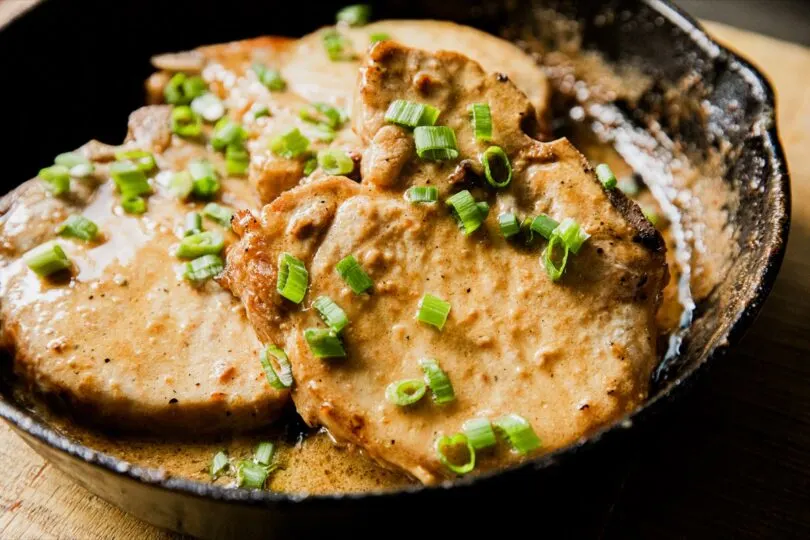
[0,0,791,507]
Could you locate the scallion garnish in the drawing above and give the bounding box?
[384,100,440,128]
[405,186,438,203]
[55,152,94,178]
[446,190,486,235]
[303,157,318,176]
[312,124,337,143]
[260,345,294,389]
[252,63,287,91]
[304,328,347,358]
[255,442,275,467]
[542,234,569,282]
[188,160,220,199]
[419,358,455,404]
[121,195,147,214]
[493,414,541,455]
[498,212,520,238]
[110,161,151,198]
[277,252,308,303]
[317,149,354,176]
[164,73,208,105]
[246,102,271,121]
[643,206,659,226]
[476,201,490,219]
[23,241,71,277]
[300,102,346,129]
[468,103,492,141]
[480,146,512,188]
[335,255,373,294]
[38,165,70,196]
[595,163,617,190]
[369,32,390,44]
[168,171,194,200]
[226,144,250,176]
[115,149,156,173]
[191,93,225,123]
[416,294,451,331]
[435,433,475,475]
[211,118,247,151]
[337,4,370,26]
[210,451,229,478]
[237,460,269,489]
[414,126,458,161]
[385,379,427,407]
[57,215,99,242]
[313,296,349,333]
[462,418,497,451]
[184,212,202,236]
[183,254,224,285]
[171,105,203,138]
[323,29,355,61]
[270,128,310,159]
[553,218,590,254]
[202,203,233,228]
[176,231,224,259]
[530,214,559,240]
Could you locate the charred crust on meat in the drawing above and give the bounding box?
[495,72,509,82]
[447,159,477,185]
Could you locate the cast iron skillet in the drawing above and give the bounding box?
[0,0,790,537]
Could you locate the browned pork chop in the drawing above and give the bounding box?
[0,107,288,433]
[220,42,667,482]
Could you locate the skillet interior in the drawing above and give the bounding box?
[0,0,789,536]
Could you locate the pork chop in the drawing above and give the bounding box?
[220,43,667,482]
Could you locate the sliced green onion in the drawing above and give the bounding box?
[543,234,569,282]
[530,214,559,240]
[553,218,590,254]
[252,64,286,91]
[462,418,497,451]
[203,203,233,228]
[521,216,537,244]
[211,118,246,151]
[183,254,224,285]
[110,161,151,197]
[69,162,94,178]
[369,32,390,44]
[323,29,355,61]
[246,102,271,121]
[276,252,308,303]
[171,105,203,138]
[446,190,486,235]
[304,328,346,358]
[317,149,354,176]
[260,345,294,390]
[384,100,440,128]
[115,149,156,172]
[303,157,318,176]
[435,434,475,475]
[191,93,225,123]
[415,126,458,161]
[337,4,370,26]
[176,231,224,258]
[57,215,98,242]
[237,460,268,489]
[416,294,451,331]
[476,201,490,218]
[226,144,250,176]
[184,212,202,236]
[481,146,512,188]
[595,163,617,190]
[270,128,310,159]
[55,152,94,177]
[121,195,147,214]
[643,206,659,226]
[335,255,373,294]
[494,414,542,455]
[164,73,207,105]
[405,186,438,203]
[385,379,427,407]
[468,103,493,141]
[255,442,275,466]
[23,241,71,277]
[38,165,70,196]
[300,102,346,129]
[312,124,337,143]
[210,451,229,478]
[168,171,194,200]
[419,358,455,404]
[313,296,349,333]
[498,212,520,238]
[189,160,220,199]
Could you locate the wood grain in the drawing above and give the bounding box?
[0,12,809,539]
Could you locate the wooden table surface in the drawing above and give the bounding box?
[1,8,809,539]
